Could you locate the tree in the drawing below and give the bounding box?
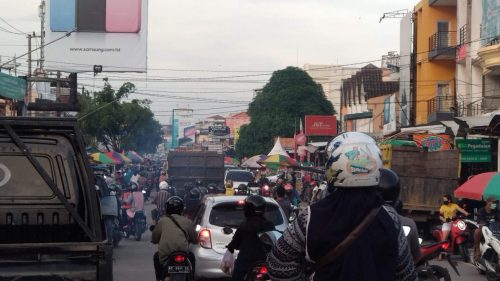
[236,67,335,158]
[78,80,163,154]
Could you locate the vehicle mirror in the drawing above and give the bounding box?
[223,226,233,235]
[149,225,155,232]
[195,224,201,232]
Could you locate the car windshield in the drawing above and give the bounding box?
[226,171,253,182]
[209,202,284,228]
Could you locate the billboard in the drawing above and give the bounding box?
[172,110,195,147]
[413,134,452,152]
[45,0,148,72]
[305,115,337,136]
[383,94,397,135]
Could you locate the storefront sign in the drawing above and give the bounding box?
[305,115,337,136]
[456,139,492,163]
[413,134,452,151]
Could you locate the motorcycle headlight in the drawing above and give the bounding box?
[456,220,466,231]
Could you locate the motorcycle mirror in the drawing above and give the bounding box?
[149,225,155,232]
[223,226,233,235]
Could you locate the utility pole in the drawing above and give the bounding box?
[24,33,33,116]
[39,0,46,69]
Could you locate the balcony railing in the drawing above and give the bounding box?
[429,31,457,60]
[459,24,468,46]
[427,96,455,122]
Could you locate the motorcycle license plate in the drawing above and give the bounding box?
[168,266,190,273]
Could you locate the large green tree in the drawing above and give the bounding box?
[78,80,163,154]
[236,67,335,158]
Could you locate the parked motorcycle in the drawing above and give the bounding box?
[416,240,459,281]
[432,217,478,262]
[473,221,500,280]
[124,210,148,241]
[160,251,194,281]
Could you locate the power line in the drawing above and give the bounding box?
[0,16,28,35]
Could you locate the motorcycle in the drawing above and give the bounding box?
[160,251,194,281]
[473,221,500,279]
[104,216,122,247]
[432,217,478,262]
[244,230,282,281]
[124,210,148,241]
[416,240,459,281]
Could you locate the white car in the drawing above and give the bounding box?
[190,195,288,279]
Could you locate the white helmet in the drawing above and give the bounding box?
[325,132,382,188]
[159,181,168,190]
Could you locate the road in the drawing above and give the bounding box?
[112,202,487,281]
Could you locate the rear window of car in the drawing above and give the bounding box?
[226,171,254,182]
[209,202,284,228]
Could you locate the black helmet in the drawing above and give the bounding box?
[244,195,266,218]
[378,169,400,205]
[189,187,201,200]
[207,184,217,194]
[165,196,184,215]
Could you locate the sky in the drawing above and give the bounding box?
[0,0,416,124]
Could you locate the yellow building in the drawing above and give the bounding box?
[414,0,457,125]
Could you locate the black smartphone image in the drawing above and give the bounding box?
[76,0,106,32]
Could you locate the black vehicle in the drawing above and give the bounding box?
[124,211,148,241]
[0,117,112,280]
[161,251,194,281]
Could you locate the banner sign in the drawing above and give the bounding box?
[383,94,397,135]
[456,139,492,163]
[0,72,25,100]
[45,0,148,72]
[413,134,452,152]
[305,115,337,136]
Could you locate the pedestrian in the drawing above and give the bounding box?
[267,132,416,281]
[227,195,275,281]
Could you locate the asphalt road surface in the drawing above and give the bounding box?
[112,202,488,281]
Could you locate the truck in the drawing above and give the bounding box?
[0,117,112,280]
[167,151,225,196]
[381,144,460,234]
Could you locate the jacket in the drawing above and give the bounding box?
[151,214,198,262]
[267,189,416,281]
[227,216,275,271]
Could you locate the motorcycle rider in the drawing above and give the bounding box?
[275,185,292,219]
[120,183,133,229]
[378,169,421,262]
[151,181,171,222]
[184,186,202,219]
[474,197,500,261]
[227,195,275,281]
[267,132,415,281]
[284,182,300,207]
[125,182,145,227]
[151,196,198,281]
[439,194,469,241]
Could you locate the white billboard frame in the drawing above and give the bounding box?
[44,0,148,73]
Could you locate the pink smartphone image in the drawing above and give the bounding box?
[105,0,141,33]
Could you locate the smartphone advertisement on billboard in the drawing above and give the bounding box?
[45,0,148,72]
